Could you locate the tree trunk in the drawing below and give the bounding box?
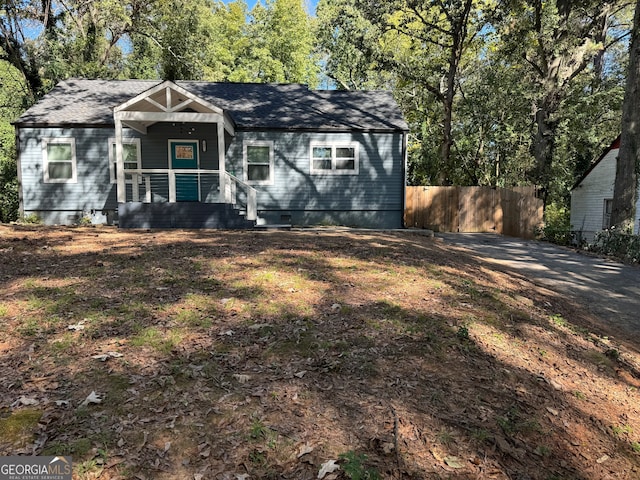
[440,78,455,185]
[531,94,559,205]
[611,1,640,230]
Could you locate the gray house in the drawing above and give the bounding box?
[14,79,408,229]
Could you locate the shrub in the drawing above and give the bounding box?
[590,227,640,263]
[539,203,573,245]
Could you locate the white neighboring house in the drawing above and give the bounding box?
[570,136,640,244]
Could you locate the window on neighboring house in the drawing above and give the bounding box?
[108,138,141,184]
[310,143,359,174]
[244,141,274,185]
[603,198,613,229]
[42,138,77,183]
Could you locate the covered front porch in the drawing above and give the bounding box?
[113,81,256,228]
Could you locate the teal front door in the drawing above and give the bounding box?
[170,140,199,202]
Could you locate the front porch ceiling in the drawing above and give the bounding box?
[113,80,235,136]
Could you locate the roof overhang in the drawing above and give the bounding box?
[113,80,235,136]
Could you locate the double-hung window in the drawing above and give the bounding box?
[42,138,77,183]
[310,143,359,174]
[243,141,274,185]
[109,138,141,184]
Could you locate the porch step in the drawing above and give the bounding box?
[118,202,256,229]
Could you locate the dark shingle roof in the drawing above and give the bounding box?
[15,79,408,132]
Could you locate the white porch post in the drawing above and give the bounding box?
[115,115,126,203]
[218,122,226,203]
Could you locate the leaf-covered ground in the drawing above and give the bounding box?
[1,225,639,480]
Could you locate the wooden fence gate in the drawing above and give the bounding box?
[405,186,543,239]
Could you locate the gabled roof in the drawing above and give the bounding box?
[15,79,409,132]
[571,136,621,190]
[113,80,235,135]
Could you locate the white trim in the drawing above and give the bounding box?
[42,137,77,183]
[114,81,224,115]
[243,140,275,186]
[108,137,141,184]
[116,111,223,123]
[310,142,359,175]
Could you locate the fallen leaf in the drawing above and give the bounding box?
[444,456,464,469]
[92,351,124,361]
[248,324,270,330]
[235,475,250,480]
[233,374,251,384]
[55,400,69,407]
[596,454,610,464]
[546,407,559,416]
[318,459,340,479]
[80,391,103,407]
[12,396,38,407]
[294,371,307,378]
[297,443,314,458]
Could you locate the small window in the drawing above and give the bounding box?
[109,138,141,184]
[310,143,359,174]
[603,198,613,229]
[42,138,77,183]
[244,141,274,185]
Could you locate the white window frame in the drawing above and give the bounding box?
[108,137,142,184]
[42,137,77,183]
[243,140,274,185]
[310,142,359,175]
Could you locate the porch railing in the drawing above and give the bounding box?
[122,168,257,221]
[224,172,257,221]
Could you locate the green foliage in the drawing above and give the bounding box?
[590,228,640,264]
[0,409,43,446]
[0,60,28,223]
[247,0,320,85]
[18,213,41,225]
[538,203,572,245]
[456,325,470,341]
[339,451,381,480]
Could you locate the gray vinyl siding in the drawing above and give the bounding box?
[227,131,404,228]
[140,122,220,170]
[19,127,122,223]
[19,125,404,228]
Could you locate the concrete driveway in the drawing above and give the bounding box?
[437,233,640,347]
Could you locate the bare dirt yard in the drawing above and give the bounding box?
[1,225,640,480]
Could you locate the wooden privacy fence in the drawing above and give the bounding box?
[405,186,543,239]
